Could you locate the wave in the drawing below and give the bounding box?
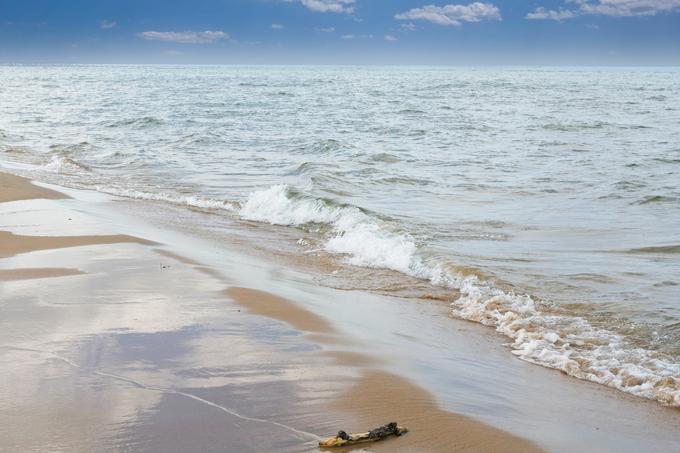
[635,195,678,205]
[237,184,680,407]
[96,186,239,212]
[623,245,680,254]
[43,155,91,173]
[104,116,163,129]
[542,121,610,131]
[294,138,355,156]
[288,161,338,176]
[653,157,680,164]
[239,185,421,273]
[369,153,401,163]
[443,270,680,407]
[397,108,426,115]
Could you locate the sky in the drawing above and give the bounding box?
[1,0,679,65]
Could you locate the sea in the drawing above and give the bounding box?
[1,64,678,406]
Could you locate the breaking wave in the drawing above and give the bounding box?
[240,184,420,273]
[43,154,91,174]
[238,184,680,407]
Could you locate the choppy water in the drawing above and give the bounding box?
[1,65,679,406]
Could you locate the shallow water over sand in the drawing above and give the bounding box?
[1,65,679,405]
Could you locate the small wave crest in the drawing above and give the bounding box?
[634,195,678,205]
[43,155,91,174]
[104,116,163,129]
[97,186,239,212]
[622,245,680,254]
[297,138,355,156]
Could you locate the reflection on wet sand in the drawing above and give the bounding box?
[0,171,540,452]
[223,286,541,453]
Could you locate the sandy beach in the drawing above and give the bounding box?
[2,5,679,448]
[2,170,680,452]
[0,171,546,452]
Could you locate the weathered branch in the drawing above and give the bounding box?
[319,422,408,448]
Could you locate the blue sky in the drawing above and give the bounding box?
[1,1,679,64]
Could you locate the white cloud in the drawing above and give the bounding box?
[385,34,398,41]
[137,30,229,44]
[271,23,284,29]
[301,0,355,14]
[341,33,373,39]
[526,7,577,20]
[527,0,680,21]
[100,20,116,29]
[400,22,418,31]
[577,0,680,16]
[314,26,336,32]
[395,2,501,26]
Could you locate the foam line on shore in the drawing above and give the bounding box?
[237,184,680,407]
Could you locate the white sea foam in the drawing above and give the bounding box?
[440,270,680,406]
[239,184,422,274]
[43,154,90,174]
[239,184,340,225]
[95,186,239,212]
[238,184,680,407]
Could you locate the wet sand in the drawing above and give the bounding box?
[0,267,84,281]
[0,171,66,203]
[332,371,536,453]
[224,287,337,334]
[224,287,539,452]
[0,230,153,258]
[0,170,543,452]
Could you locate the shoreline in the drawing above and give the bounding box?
[4,149,678,409]
[0,170,543,452]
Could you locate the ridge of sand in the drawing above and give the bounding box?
[224,287,336,334]
[0,172,155,258]
[0,267,84,281]
[0,230,154,258]
[0,171,67,203]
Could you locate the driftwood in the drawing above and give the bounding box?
[319,422,408,448]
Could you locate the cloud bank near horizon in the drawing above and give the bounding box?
[138,30,230,44]
[527,0,680,21]
[1,0,678,64]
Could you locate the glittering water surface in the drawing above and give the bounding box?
[1,65,679,405]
